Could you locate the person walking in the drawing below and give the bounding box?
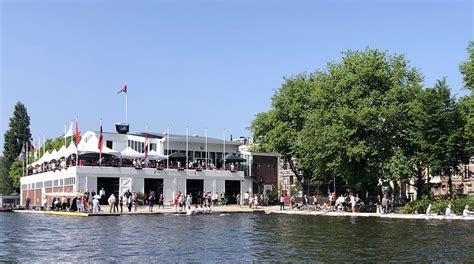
[148,192,155,212]
[119,196,123,213]
[381,196,388,214]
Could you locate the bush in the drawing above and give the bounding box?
[402,196,474,215]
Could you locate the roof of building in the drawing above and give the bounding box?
[92,131,242,145]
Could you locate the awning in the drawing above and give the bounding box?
[121,147,145,159]
[221,153,246,163]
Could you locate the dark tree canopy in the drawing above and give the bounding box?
[1,102,31,193]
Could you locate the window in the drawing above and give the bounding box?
[464,166,470,180]
[21,184,27,190]
[44,181,52,188]
[36,182,44,188]
[64,177,75,185]
[106,140,113,149]
[150,143,156,151]
[54,180,59,186]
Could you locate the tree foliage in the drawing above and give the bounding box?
[459,41,474,155]
[250,47,469,199]
[1,102,31,193]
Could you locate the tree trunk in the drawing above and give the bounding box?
[360,180,367,204]
[448,173,453,198]
[415,167,425,200]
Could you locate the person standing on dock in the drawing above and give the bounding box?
[108,194,116,213]
[92,197,100,214]
[279,195,285,210]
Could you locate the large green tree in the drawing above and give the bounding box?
[250,74,316,186]
[412,79,469,197]
[300,49,423,198]
[459,41,474,155]
[1,102,31,193]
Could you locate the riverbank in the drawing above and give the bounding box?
[13,204,266,216]
[11,205,474,220]
[268,208,474,220]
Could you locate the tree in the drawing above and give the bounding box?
[1,102,31,193]
[414,79,469,197]
[300,49,423,198]
[0,156,13,195]
[459,41,474,155]
[250,49,424,199]
[250,74,316,187]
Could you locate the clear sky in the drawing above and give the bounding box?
[1,0,473,151]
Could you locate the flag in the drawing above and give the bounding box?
[75,117,81,144]
[117,83,128,94]
[18,143,26,161]
[98,119,103,153]
[64,121,73,138]
[144,124,149,159]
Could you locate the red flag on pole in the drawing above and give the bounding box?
[75,117,81,144]
[117,83,128,94]
[98,119,103,153]
[144,124,149,159]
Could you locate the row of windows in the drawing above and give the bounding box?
[128,140,157,153]
[23,177,76,190]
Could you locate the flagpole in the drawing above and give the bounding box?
[64,123,67,146]
[205,128,208,169]
[125,82,128,123]
[186,126,188,169]
[22,141,25,176]
[70,120,73,145]
[167,125,170,169]
[75,117,79,166]
[43,135,45,157]
[37,136,40,161]
[223,129,226,170]
[26,141,29,175]
[99,119,102,167]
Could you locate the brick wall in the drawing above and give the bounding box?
[253,155,278,187]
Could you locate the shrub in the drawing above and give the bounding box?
[402,196,474,215]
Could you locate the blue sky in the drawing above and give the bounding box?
[1,0,473,151]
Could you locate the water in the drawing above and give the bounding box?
[0,213,473,262]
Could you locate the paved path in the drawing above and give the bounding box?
[13,205,474,220]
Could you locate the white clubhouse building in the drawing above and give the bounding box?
[20,129,258,207]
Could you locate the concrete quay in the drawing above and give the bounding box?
[12,205,474,220]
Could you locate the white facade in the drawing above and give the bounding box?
[20,130,253,206]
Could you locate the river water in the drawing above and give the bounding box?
[0,213,473,262]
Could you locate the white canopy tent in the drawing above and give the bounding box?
[121,147,144,159]
[147,150,167,160]
[50,149,59,161]
[77,135,120,157]
[56,145,67,159]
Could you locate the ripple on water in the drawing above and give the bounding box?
[0,213,473,262]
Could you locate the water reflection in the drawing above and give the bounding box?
[0,213,473,262]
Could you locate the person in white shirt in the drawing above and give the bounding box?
[426,203,433,215]
[92,198,100,214]
[350,195,356,213]
[463,205,474,217]
[445,203,454,216]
